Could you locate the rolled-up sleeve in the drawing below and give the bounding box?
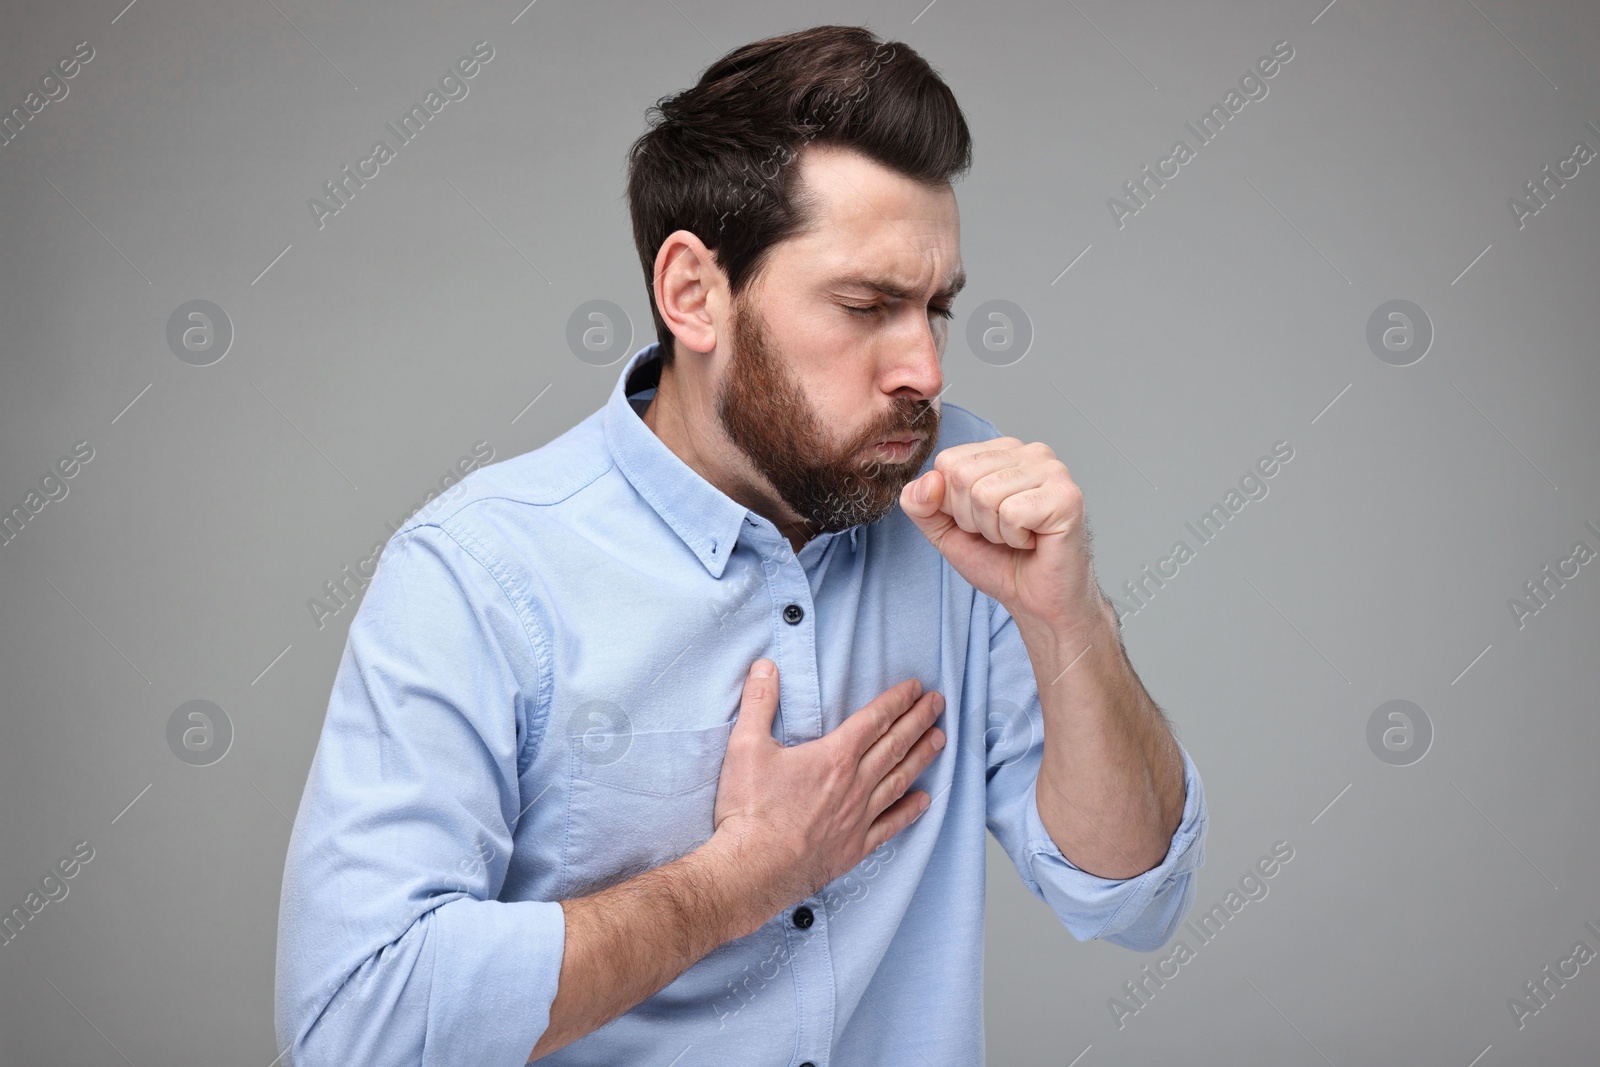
[982,597,1208,953]
[274,521,564,1067]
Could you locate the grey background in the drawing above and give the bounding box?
[2,0,1596,1063]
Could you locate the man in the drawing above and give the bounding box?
[275,24,1206,1066]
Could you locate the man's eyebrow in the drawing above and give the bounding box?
[833,268,966,302]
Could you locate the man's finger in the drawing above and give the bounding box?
[732,658,781,741]
[936,441,1028,536]
[838,677,923,758]
[966,464,1048,546]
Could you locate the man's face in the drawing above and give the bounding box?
[712,144,962,540]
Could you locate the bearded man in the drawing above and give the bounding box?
[275,23,1206,1067]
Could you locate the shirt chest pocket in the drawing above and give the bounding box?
[560,720,733,898]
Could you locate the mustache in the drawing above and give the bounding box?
[873,402,939,441]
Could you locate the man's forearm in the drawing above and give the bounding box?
[1016,600,1186,880]
[528,833,770,1061]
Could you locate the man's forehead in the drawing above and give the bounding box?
[811,175,956,227]
[785,146,958,265]
[771,214,962,299]
[785,201,962,297]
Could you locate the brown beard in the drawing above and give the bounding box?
[715,291,939,538]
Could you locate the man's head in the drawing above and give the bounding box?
[625,26,972,544]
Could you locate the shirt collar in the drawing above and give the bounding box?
[602,342,858,578]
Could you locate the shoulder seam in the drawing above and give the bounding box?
[418,521,553,781]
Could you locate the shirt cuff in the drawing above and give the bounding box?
[1021,742,1207,951]
[424,897,567,1067]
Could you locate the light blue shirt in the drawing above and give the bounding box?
[275,342,1208,1067]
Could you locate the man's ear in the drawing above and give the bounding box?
[654,231,724,357]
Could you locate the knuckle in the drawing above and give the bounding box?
[971,480,1001,509]
[875,703,896,736]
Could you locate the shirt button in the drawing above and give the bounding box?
[799,1062,817,1067]
[783,603,804,625]
[792,906,814,929]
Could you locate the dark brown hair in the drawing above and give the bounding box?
[625,25,972,367]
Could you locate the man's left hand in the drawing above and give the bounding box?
[900,437,1104,634]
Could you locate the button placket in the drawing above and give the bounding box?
[764,548,822,746]
[756,538,832,1063]
[782,891,832,1067]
